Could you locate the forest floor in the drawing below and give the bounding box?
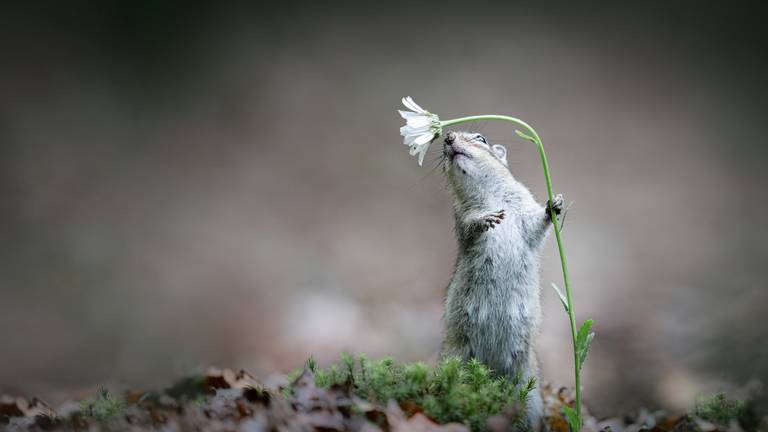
[1,357,763,432]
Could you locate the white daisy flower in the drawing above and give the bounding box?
[398,96,442,166]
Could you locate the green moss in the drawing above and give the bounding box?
[297,354,534,431]
[693,392,759,431]
[79,387,125,422]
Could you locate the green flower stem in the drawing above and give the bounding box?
[440,115,582,429]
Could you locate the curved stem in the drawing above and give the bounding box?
[441,115,581,429]
[441,115,541,142]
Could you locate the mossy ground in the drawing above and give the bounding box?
[78,387,125,422]
[291,354,535,431]
[693,392,760,431]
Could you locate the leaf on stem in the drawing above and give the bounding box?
[558,200,575,234]
[576,320,595,370]
[515,129,535,142]
[562,405,582,432]
[551,283,569,312]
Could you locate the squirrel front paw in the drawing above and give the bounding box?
[481,210,506,231]
[548,194,564,215]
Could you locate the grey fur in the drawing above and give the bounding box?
[440,131,562,430]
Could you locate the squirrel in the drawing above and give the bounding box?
[440,131,563,430]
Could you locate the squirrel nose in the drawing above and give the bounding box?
[444,131,457,144]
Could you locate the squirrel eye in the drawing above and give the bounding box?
[474,134,488,145]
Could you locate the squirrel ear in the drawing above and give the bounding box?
[492,144,508,166]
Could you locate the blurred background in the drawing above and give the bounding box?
[1,0,767,418]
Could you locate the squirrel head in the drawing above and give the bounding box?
[442,131,511,201]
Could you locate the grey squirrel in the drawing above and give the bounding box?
[440,131,563,429]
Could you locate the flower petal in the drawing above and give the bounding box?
[404,133,420,145]
[401,124,430,136]
[417,146,428,166]
[403,133,427,145]
[401,96,418,112]
[413,132,434,145]
[402,96,426,114]
[406,116,431,128]
[407,97,427,113]
[398,110,420,119]
[401,125,423,136]
[406,96,424,112]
